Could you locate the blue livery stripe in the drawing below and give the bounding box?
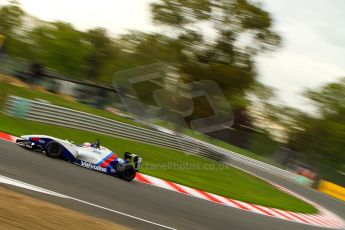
[96,152,114,166]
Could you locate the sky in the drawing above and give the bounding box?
[0,0,344,111]
[256,0,345,110]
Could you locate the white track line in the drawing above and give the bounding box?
[0,175,69,198]
[0,174,177,230]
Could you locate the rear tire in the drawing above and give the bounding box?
[45,141,63,158]
[118,164,136,181]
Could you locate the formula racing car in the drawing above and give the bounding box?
[16,135,142,181]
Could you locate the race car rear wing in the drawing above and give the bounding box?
[124,152,142,171]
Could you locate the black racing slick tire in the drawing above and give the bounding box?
[118,164,136,181]
[45,141,63,158]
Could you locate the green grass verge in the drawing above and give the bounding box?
[0,113,317,213]
[0,80,147,129]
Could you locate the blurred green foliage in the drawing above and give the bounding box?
[29,22,92,78]
[0,0,281,110]
[149,0,281,108]
[0,0,24,38]
[289,78,345,185]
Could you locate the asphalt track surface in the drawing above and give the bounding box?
[0,139,344,230]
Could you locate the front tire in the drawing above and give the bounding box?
[118,164,136,181]
[45,141,63,158]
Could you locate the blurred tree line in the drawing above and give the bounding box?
[1,0,344,182]
[250,78,345,184]
[290,78,345,184]
[0,0,281,106]
[0,0,281,140]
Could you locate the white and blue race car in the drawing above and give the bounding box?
[16,135,142,181]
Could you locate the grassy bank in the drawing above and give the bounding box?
[0,77,147,128]
[0,113,317,213]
